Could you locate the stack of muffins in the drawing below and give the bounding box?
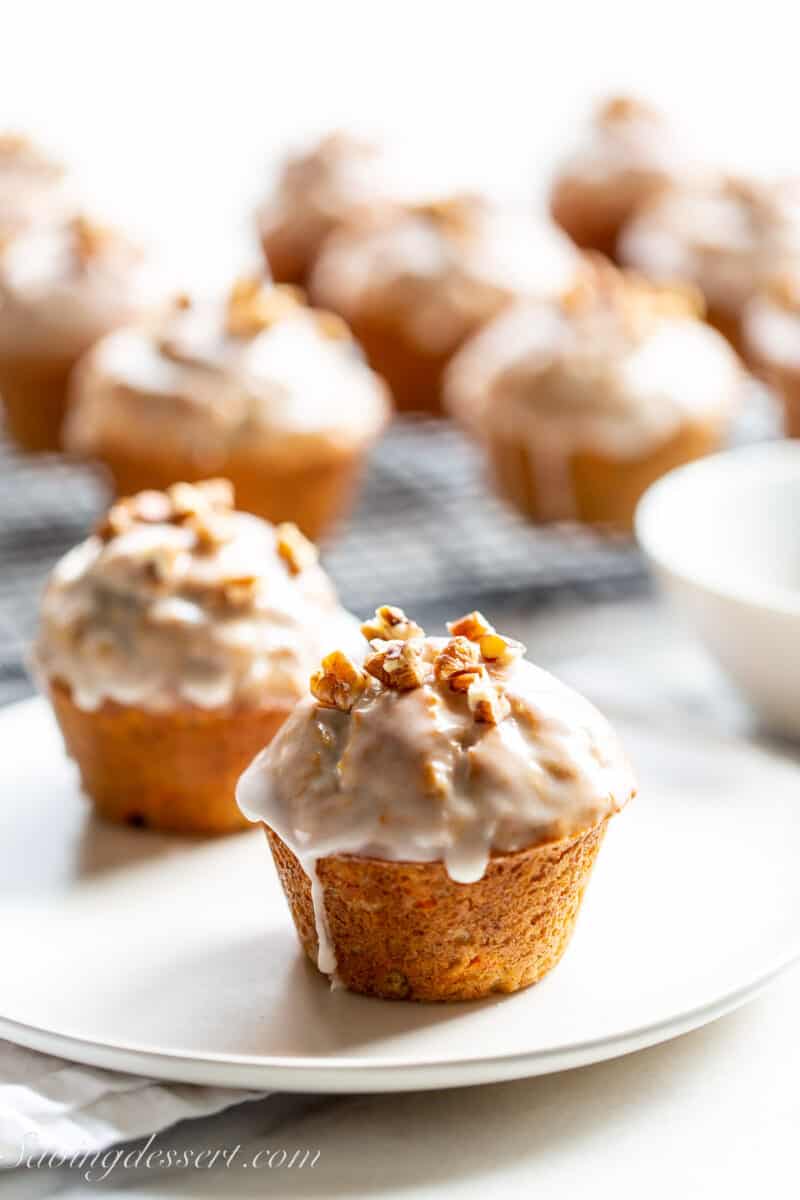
[10,99,799,1002]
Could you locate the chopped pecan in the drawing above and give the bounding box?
[361,605,424,643]
[226,277,303,337]
[478,632,525,668]
[72,216,114,262]
[276,523,318,575]
[467,676,510,725]
[222,574,259,608]
[434,636,484,693]
[447,611,494,641]
[365,637,427,691]
[310,651,367,712]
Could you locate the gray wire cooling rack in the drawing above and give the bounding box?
[0,396,779,707]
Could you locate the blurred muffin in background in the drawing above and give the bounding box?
[0,216,164,452]
[744,274,800,436]
[444,258,745,530]
[66,277,390,540]
[0,133,74,243]
[550,96,690,260]
[257,132,399,287]
[310,195,581,413]
[619,175,800,357]
[33,479,358,834]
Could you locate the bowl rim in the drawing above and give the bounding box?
[635,438,800,619]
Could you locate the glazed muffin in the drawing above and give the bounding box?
[66,277,390,541]
[744,275,800,436]
[0,216,164,452]
[619,175,800,357]
[238,606,635,1001]
[445,259,745,530]
[550,96,690,260]
[33,479,357,834]
[0,133,74,243]
[257,132,399,287]
[310,195,581,413]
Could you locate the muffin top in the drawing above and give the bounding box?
[33,480,356,713]
[66,277,390,467]
[445,258,744,457]
[744,273,800,370]
[0,216,163,360]
[619,175,800,314]
[0,133,73,241]
[310,195,581,354]
[257,132,397,261]
[555,95,688,190]
[238,606,635,888]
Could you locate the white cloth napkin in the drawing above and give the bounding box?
[0,1039,264,1164]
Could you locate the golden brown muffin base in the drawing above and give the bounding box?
[49,678,289,835]
[487,418,726,531]
[87,442,367,542]
[0,355,74,453]
[265,821,608,1002]
[705,304,747,361]
[328,310,456,415]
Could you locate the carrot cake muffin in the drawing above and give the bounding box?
[0,133,74,243]
[257,132,399,286]
[33,479,357,834]
[550,95,690,260]
[310,195,581,413]
[0,216,164,452]
[238,606,636,1001]
[744,274,800,436]
[618,175,800,356]
[444,259,745,529]
[66,276,390,540]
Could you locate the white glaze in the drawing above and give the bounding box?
[66,295,390,466]
[619,177,800,314]
[33,498,357,714]
[310,202,580,354]
[0,219,165,360]
[0,134,74,240]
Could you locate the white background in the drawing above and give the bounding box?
[2,0,799,288]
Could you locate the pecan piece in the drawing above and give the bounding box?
[276,523,318,575]
[434,636,483,693]
[478,632,525,668]
[361,605,424,643]
[467,676,510,725]
[310,651,367,712]
[447,611,494,641]
[364,637,426,690]
[226,277,303,338]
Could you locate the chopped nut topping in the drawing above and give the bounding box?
[434,636,484,693]
[174,292,193,311]
[467,675,511,725]
[95,480,235,551]
[313,309,352,341]
[597,95,656,125]
[365,637,427,691]
[765,273,800,310]
[361,605,424,643]
[222,574,259,608]
[542,759,578,781]
[226,277,303,338]
[411,193,483,240]
[71,216,115,263]
[310,650,368,712]
[563,257,705,330]
[447,611,493,641]
[478,632,525,668]
[276,523,318,575]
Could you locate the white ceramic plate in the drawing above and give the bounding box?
[1,696,799,1093]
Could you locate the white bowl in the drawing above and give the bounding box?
[636,440,800,738]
